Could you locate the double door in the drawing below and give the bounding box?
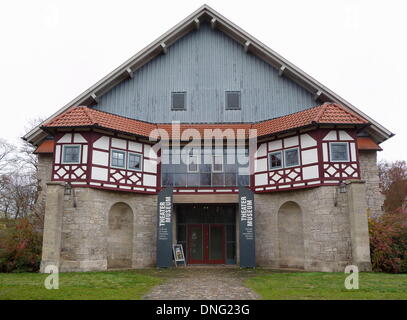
[187,224,225,264]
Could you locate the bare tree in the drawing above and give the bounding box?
[0,117,44,224]
[378,160,407,213]
[0,139,15,172]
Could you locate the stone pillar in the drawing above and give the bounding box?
[346,181,372,271]
[40,182,65,273]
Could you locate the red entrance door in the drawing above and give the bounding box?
[187,224,225,264]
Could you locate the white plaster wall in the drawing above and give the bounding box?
[94,136,110,150]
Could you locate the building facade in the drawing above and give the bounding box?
[26,5,392,272]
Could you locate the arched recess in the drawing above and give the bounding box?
[278,201,305,269]
[107,202,134,269]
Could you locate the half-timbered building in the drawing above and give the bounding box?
[25,5,392,272]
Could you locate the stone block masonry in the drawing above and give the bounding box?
[41,183,157,272]
[359,151,384,218]
[255,181,372,272]
[40,180,373,272]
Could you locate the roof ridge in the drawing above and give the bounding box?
[23,5,393,145]
[79,106,97,125]
[314,103,330,122]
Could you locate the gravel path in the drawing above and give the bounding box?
[142,267,260,300]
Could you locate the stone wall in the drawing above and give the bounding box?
[277,201,305,269]
[42,185,157,272]
[107,203,134,268]
[37,154,53,204]
[39,156,374,272]
[255,182,372,272]
[359,151,384,217]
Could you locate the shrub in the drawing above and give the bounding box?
[369,209,407,273]
[0,218,42,272]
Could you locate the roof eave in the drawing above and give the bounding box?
[256,122,368,140]
[23,4,394,145]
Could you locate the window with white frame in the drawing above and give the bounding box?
[212,155,223,172]
[268,151,282,170]
[111,150,126,168]
[62,145,81,164]
[187,154,199,173]
[330,142,349,162]
[128,152,142,171]
[284,148,299,167]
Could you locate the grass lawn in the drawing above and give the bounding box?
[1,268,407,300]
[245,271,407,300]
[0,269,167,300]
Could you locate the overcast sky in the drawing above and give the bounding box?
[0,0,405,161]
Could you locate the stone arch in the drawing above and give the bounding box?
[107,202,134,269]
[278,201,305,269]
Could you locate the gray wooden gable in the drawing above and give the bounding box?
[91,23,318,123]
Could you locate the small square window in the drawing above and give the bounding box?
[62,145,80,164]
[268,151,282,170]
[330,143,349,162]
[111,150,126,168]
[128,152,142,171]
[212,155,223,172]
[284,148,299,167]
[172,92,186,110]
[225,91,241,110]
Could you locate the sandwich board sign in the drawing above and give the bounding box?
[172,244,186,267]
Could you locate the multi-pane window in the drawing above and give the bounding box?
[284,148,299,167]
[171,92,186,110]
[212,155,223,172]
[62,145,80,163]
[111,150,126,168]
[225,91,241,110]
[330,142,349,162]
[268,151,282,170]
[161,148,249,187]
[187,155,199,173]
[128,152,142,171]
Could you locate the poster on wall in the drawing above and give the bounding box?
[239,186,256,268]
[156,187,173,268]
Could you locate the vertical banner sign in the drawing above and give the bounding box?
[156,187,173,268]
[239,187,256,268]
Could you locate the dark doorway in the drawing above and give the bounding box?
[176,204,236,265]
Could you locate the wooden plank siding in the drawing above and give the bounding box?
[92,23,318,123]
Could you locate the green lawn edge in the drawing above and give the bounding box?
[1,269,407,300]
[244,271,407,300]
[0,269,168,300]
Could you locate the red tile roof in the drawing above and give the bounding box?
[357,137,382,151]
[253,103,368,137]
[42,103,369,139]
[33,140,54,154]
[43,106,156,137]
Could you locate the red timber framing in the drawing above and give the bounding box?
[51,130,159,194]
[49,127,364,195]
[173,187,240,194]
[42,103,372,195]
[253,128,362,193]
